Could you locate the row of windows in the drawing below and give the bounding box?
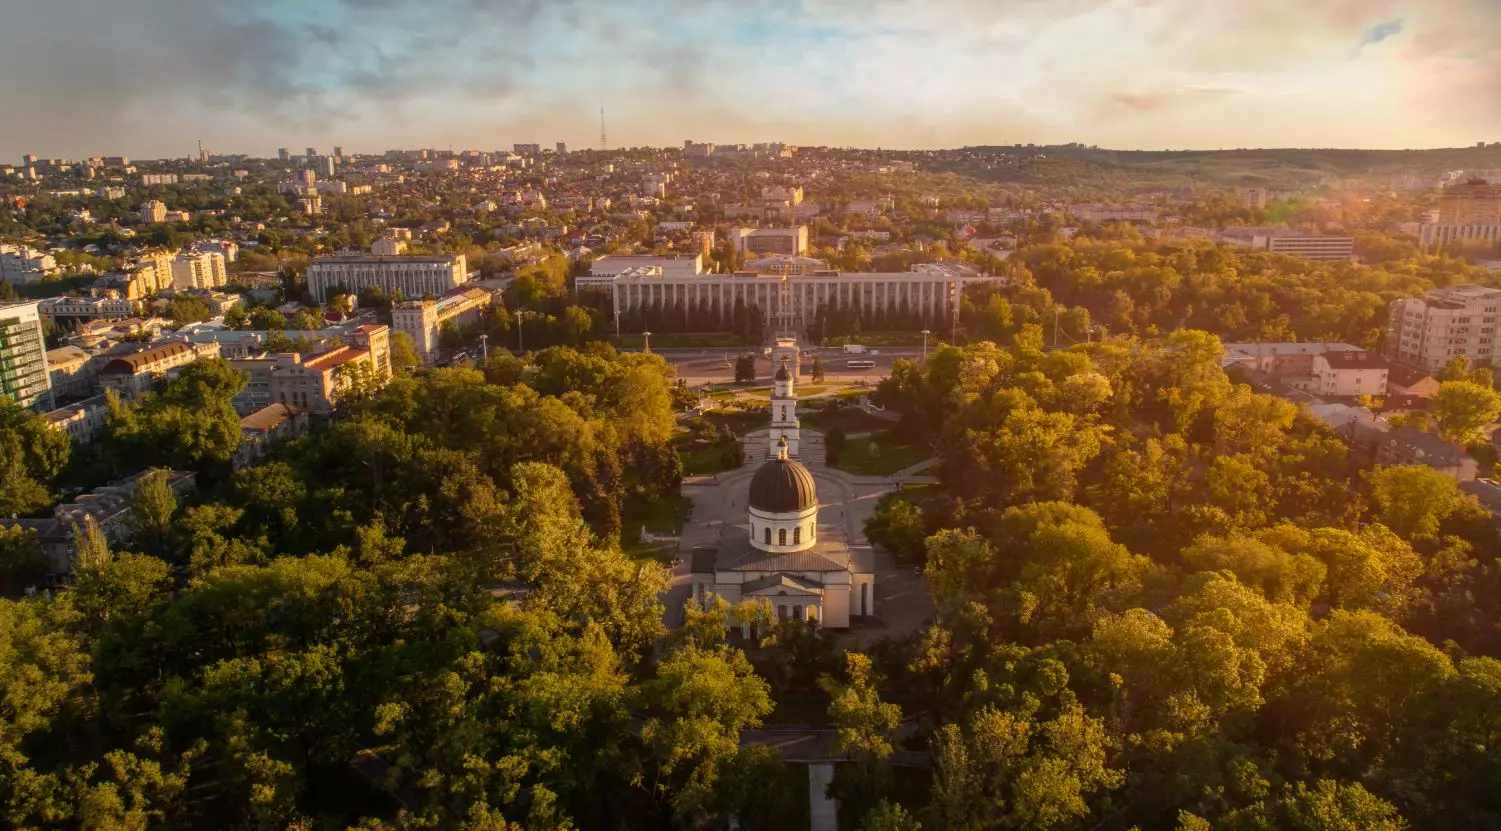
[763,527,803,546]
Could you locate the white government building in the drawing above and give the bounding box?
[579,247,995,333]
[305,252,469,302]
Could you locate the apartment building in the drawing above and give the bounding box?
[1385,285,1501,373]
[1222,229,1355,262]
[1070,204,1159,222]
[44,346,95,399]
[44,394,109,444]
[97,340,221,400]
[235,403,310,469]
[0,300,52,409]
[170,250,228,290]
[229,345,386,417]
[1438,179,1501,223]
[140,200,167,223]
[730,226,810,257]
[1312,350,1389,397]
[0,243,58,285]
[141,174,178,186]
[305,253,468,302]
[392,287,494,361]
[371,236,408,256]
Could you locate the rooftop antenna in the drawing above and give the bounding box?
[600,99,607,151]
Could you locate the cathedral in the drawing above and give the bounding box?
[688,358,877,630]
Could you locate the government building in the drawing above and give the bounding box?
[306,252,470,302]
[579,245,995,334]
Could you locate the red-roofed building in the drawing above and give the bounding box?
[1312,349,1389,398]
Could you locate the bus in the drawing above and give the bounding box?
[845,360,876,370]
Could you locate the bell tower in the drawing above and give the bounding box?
[768,357,800,458]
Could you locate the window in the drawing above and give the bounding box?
[778,529,787,546]
[793,527,801,544]
[764,528,771,544]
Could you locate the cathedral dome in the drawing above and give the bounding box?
[748,454,817,513]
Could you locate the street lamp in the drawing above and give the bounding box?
[478,333,489,364]
[921,329,931,365]
[643,330,652,353]
[515,309,524,354]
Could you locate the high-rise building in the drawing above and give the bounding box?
[306,147,317,158]
[556,142,568,155]
[0,300,53,409]
[1385,284,1501,373]
[140,200,167,223]
[299,168,317,188]
[513,143,542,155]
[1438,179,1501,224]
[313,155,336,177]
[170,251,228,290]
[333,146,345,159]
[277,148,290,161]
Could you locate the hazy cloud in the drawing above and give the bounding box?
[0,0,1498,158]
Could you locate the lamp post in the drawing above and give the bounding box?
[643,330,652,354]
[921,329,931,365]
[515,309,524,354]
[478,333,488,364]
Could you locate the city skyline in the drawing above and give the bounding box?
[3,0,1500,160]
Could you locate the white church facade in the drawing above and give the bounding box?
[689,435,877,630]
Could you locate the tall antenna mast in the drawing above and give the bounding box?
[600,99,607,151]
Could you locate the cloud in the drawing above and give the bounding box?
[1357,18,1405,49]
[0,0,1499,158]
[1105,86,1245,113]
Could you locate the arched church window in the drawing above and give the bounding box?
[778,528,787,546]
[793,527,801,544]
[780,406,787,421]
[764,527,771,545]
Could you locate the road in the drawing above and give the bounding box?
[640,346,927,385]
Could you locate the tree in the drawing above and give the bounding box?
[0,396,71,516]
[820,652,903,818]
[389,330,422,374]
[1432,380,1501,445]
[223,305,248,328]
[439,320,464,353]
[0,525,47,596]
[288,306,325,331]
[247,307,285,330]
[127,469,178,559]
[864,495,926,564]
[735,355,757,384]
[167,295,212,327]
[1215,780,1408,831]
[1367,465,1471,542]
[861,801,921,831]
[811,357,826,383]
[826,426,847,467]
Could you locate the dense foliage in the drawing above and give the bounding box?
[861,330,1501,829]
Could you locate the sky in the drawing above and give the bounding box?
[2,0,1499,160]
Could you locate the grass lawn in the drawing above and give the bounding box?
[620,490,691,562]
[803,407,896,435]
[703,409,766,435]
[833,387,870,400]
[796,385,829,397]
[674,436,735,475]
[832,433,932,476]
